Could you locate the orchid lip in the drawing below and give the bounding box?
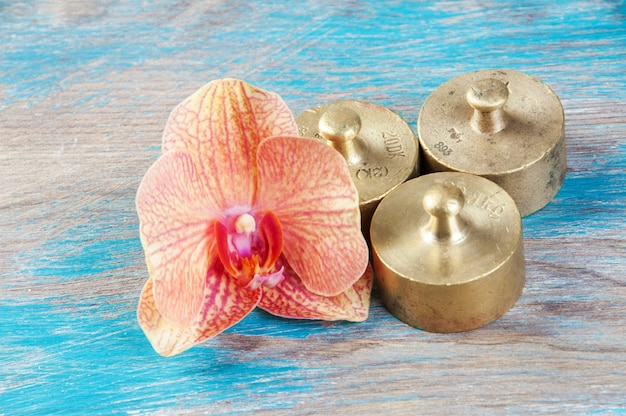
[215,210,284,289]
[244,266,285,291]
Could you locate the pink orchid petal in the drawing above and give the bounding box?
[259,259,373,322]
[162,79,298,210]
[137,267,261,357]
[255,136,369,296]
[136,150,219,325]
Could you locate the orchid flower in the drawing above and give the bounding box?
[136,79,372,356]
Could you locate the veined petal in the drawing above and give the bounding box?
[255,136,369,296]
[259,259,373,322]
[136,150,218,325]
[162,79,298,209]
[137,265,261,357]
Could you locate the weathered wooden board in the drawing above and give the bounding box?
[1,1,624,414]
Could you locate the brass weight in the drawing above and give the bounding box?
[296,100,419,230]
[418,69,566,217]
[370,172,525,332]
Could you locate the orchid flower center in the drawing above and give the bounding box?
[215,211,284,290]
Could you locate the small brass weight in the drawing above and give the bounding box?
[418,69,566,217]
[296,100,419,230]
[370,172,525,332]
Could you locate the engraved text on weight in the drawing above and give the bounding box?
[356,166,389,180]
[383,132,405,159]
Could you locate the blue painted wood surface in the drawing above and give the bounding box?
[1,1,625,414]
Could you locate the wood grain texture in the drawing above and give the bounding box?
[1,1,624,414]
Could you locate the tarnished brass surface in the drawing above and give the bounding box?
[370,172,525,332]
[296,100,419,229]
[418,69,566,217]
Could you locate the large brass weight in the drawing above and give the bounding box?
[418,69,566,217]
[370,172,525,332]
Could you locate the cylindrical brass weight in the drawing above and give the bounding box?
[418,69,566,217]
[370,172,525,332]
[296,100,419,231]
